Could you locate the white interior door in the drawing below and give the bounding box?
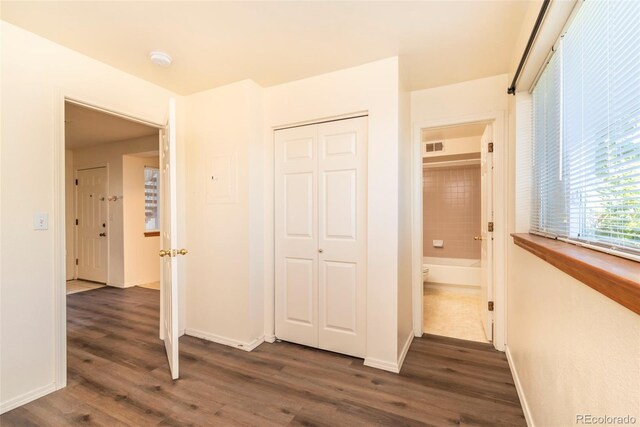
[275,116,367,358]
[317,118,367,358]
[76,167,108,283]
[275,124,319,348]
[160,98,179,379]
[480,124,494,342]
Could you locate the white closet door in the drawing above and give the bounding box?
[317,118,367,358]
[275,125,319,348]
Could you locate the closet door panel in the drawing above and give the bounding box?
[317,117,367,358]
[275,126,319,347]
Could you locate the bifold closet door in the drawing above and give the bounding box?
[275,125,319,348]
[275,116,367,358]
[317,118,367,358]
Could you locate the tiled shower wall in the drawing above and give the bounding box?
[423,165,481,259]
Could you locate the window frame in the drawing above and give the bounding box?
[528,0,640,263]
[144,166,160,235]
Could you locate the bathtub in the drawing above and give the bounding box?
[423,257,481,287]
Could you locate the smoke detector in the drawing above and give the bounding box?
[149,51,172,68]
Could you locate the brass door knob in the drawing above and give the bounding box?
[474,236,483,241]
[159,249,171,257]
[176,249,188,255]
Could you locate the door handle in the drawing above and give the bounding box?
[99,233,106,237]
[474,236,483,240]
[318,249,324,253]
[159,250,171,257]
[176,249,188,256]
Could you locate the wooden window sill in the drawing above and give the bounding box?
[512,233,640,315]
[144,231,160,237]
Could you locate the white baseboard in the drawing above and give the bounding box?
[505,345,534,427]
[264,334,276,343]
[364,332,414,374]
[178,328,185,337]
[397,332,414,372]
[185,328,264,352]
[106,282,126,288]
[0,383,56,414]
[364,357,400,373]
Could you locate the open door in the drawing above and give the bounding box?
[159,98,180,379]
[480,124,494,342]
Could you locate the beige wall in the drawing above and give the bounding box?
[71,135,159,287]
[122,155,160,287]
[412,73,509,350]
[423,165,481,259]
[397,56,414,360]
[508,246,640,426]
[264,57,404,371]
[0,21,184,412]
[505,2,640,425]
[185,79,264,347]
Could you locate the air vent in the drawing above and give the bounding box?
[425,141,444,153]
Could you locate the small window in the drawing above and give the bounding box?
[530,0,640,260]
[144,167,159,232]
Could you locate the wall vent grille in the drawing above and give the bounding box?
[425,141,444,153]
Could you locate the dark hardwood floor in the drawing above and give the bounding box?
[1,287,526,426]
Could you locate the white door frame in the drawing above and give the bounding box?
[53,90,164,391]
[74,165,110,283]
[411,110,507,351]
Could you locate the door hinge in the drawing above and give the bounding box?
[75,179,78,185]
[75,258,79,266]
[488,301,494,311]
[75,218,79,226]
[488,221,494,232]
[488,142,494,153]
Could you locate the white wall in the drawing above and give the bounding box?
[72,136,159,287]
[65,150,75,280]
[122,154,160,287]
[0,21,185,412]
[264,57,403,370]
[184,80,264,348]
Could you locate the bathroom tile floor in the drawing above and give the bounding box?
[423,284,489,343]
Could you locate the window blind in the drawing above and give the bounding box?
[531,0,640,259]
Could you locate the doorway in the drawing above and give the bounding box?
[420,122,492,343]
[57,96,181,386]
[412,112,507,350]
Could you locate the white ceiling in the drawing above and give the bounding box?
[65,102,158,149]
[2,1,532,95]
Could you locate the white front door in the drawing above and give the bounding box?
[480,124,494,341]
[160,98,180,379]
[275,116,367,358]
[76,167,108,283]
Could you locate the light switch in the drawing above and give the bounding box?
[34,213,49,230]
